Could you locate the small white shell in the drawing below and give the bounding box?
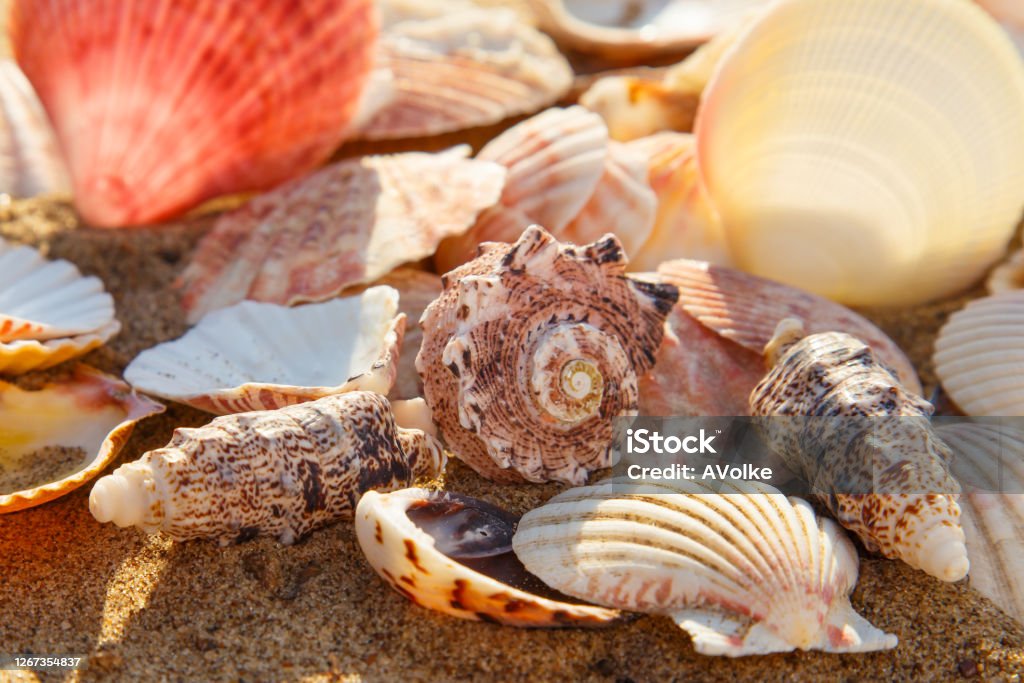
[125,287,404,415]
[513,479,898,656]
[0,59,69,198]
[697,0,1024,306]
[934,291,1024,417]
[0,239,115,342]
[355,487,621,627]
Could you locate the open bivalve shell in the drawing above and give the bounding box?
[355,487,620,627]
[936,422,1024,624]
[1,365,164,513]
[696,0,1024,306]
[512,479,898,656]
[178,146,505,323]
[0,59,69,198]
[90,392,445,544]
[418,226,678,484]
[125,287,404,415]
[934,291,1024,417]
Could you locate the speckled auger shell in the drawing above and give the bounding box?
[512,479,898,656]
[750,320,968,582]
[355,488,621,627]
[417,226,678,484]
[89,392,445,544]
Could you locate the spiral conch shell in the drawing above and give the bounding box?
[418,226,678,484]
[89,392,444,544]
[513,479,898,656]
[750,319,968,582]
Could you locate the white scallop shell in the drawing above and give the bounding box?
[697,0,1024,306]
[355,488,621,627]
[125,287,404,415]
[0,59,69,198]
[513,479,897,656]
[0,239,115,342]
[934,291,1024,416]
[528,0,765,58]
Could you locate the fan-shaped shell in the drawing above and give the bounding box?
[0,59,68,198]
[977,0,1024,56]
[89,392,445,544]
[527,0,763,59]
[697,0,1024,306]
[751,320,968,582]
[1,365,164,513]
[936,422,1024,624]
[355,487,621,627]
[417,226,678,484]
[178,147,505,323]
[353,6,572,141]
[0,239,115,342]
[11,0,378,227]
[125,287,404,415]
[512,479,898,656]
[934,291,1024,417]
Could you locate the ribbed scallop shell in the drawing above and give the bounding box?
[1,365,164,513]
[11,0,377,227]
[0,59,68,198]
[637,260,921,417]
[125,287,404,415]
[417,226,678,484]
[978,0,1024,56]
[353,6,572,141]
[527,0,763,59]
[934,291,1024,417]
[0,239,115,342]
[512,479,898,656]
[178,147,505,324]
[936,422,1024,624]
[697,0,1024,306]
[355,488,621,627]
[89,392,445,544]
[750,320,968,582]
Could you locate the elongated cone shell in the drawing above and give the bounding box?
[11,0,378,227]
[936,422,1024,624]
[355,488,621,627]
[750,319,968,582]
[89,392,445,544]
[0,59,69,198]
[697,0,1024,306]
[1,365,164,513]
[417,226,678,484]
[934,291,1024,417]
[513,479,898,656]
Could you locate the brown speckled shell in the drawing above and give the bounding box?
[417,226,678,484]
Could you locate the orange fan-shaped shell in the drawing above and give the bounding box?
[11,0,378,227]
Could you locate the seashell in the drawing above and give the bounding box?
[89,391,445,544]
[0,59,69,198]
[417,226,678,484]
[623,133,730,271]
[0,239,115,342]
[178,146,505,324]
[512,479,898,656]
[527,0,763,59]
[11,0,378,227]
[987,249,1024,295]
[354,7,573,141]
[934,291,1024,417]
[935,422,1024,624]
[977,1,1024,57]
[355,487,621,627]
[750,319,968,582]
[1,365,164,513]
[696,0,1024,306]
[637,259,921,416]
[124,287,404,415]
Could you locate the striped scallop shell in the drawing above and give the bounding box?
[934,291,1024,416]
[512,479,897,656]
[125,287,404,415]
[355,488,620,627]
[1,365,164,513]
[0,59,69,198]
